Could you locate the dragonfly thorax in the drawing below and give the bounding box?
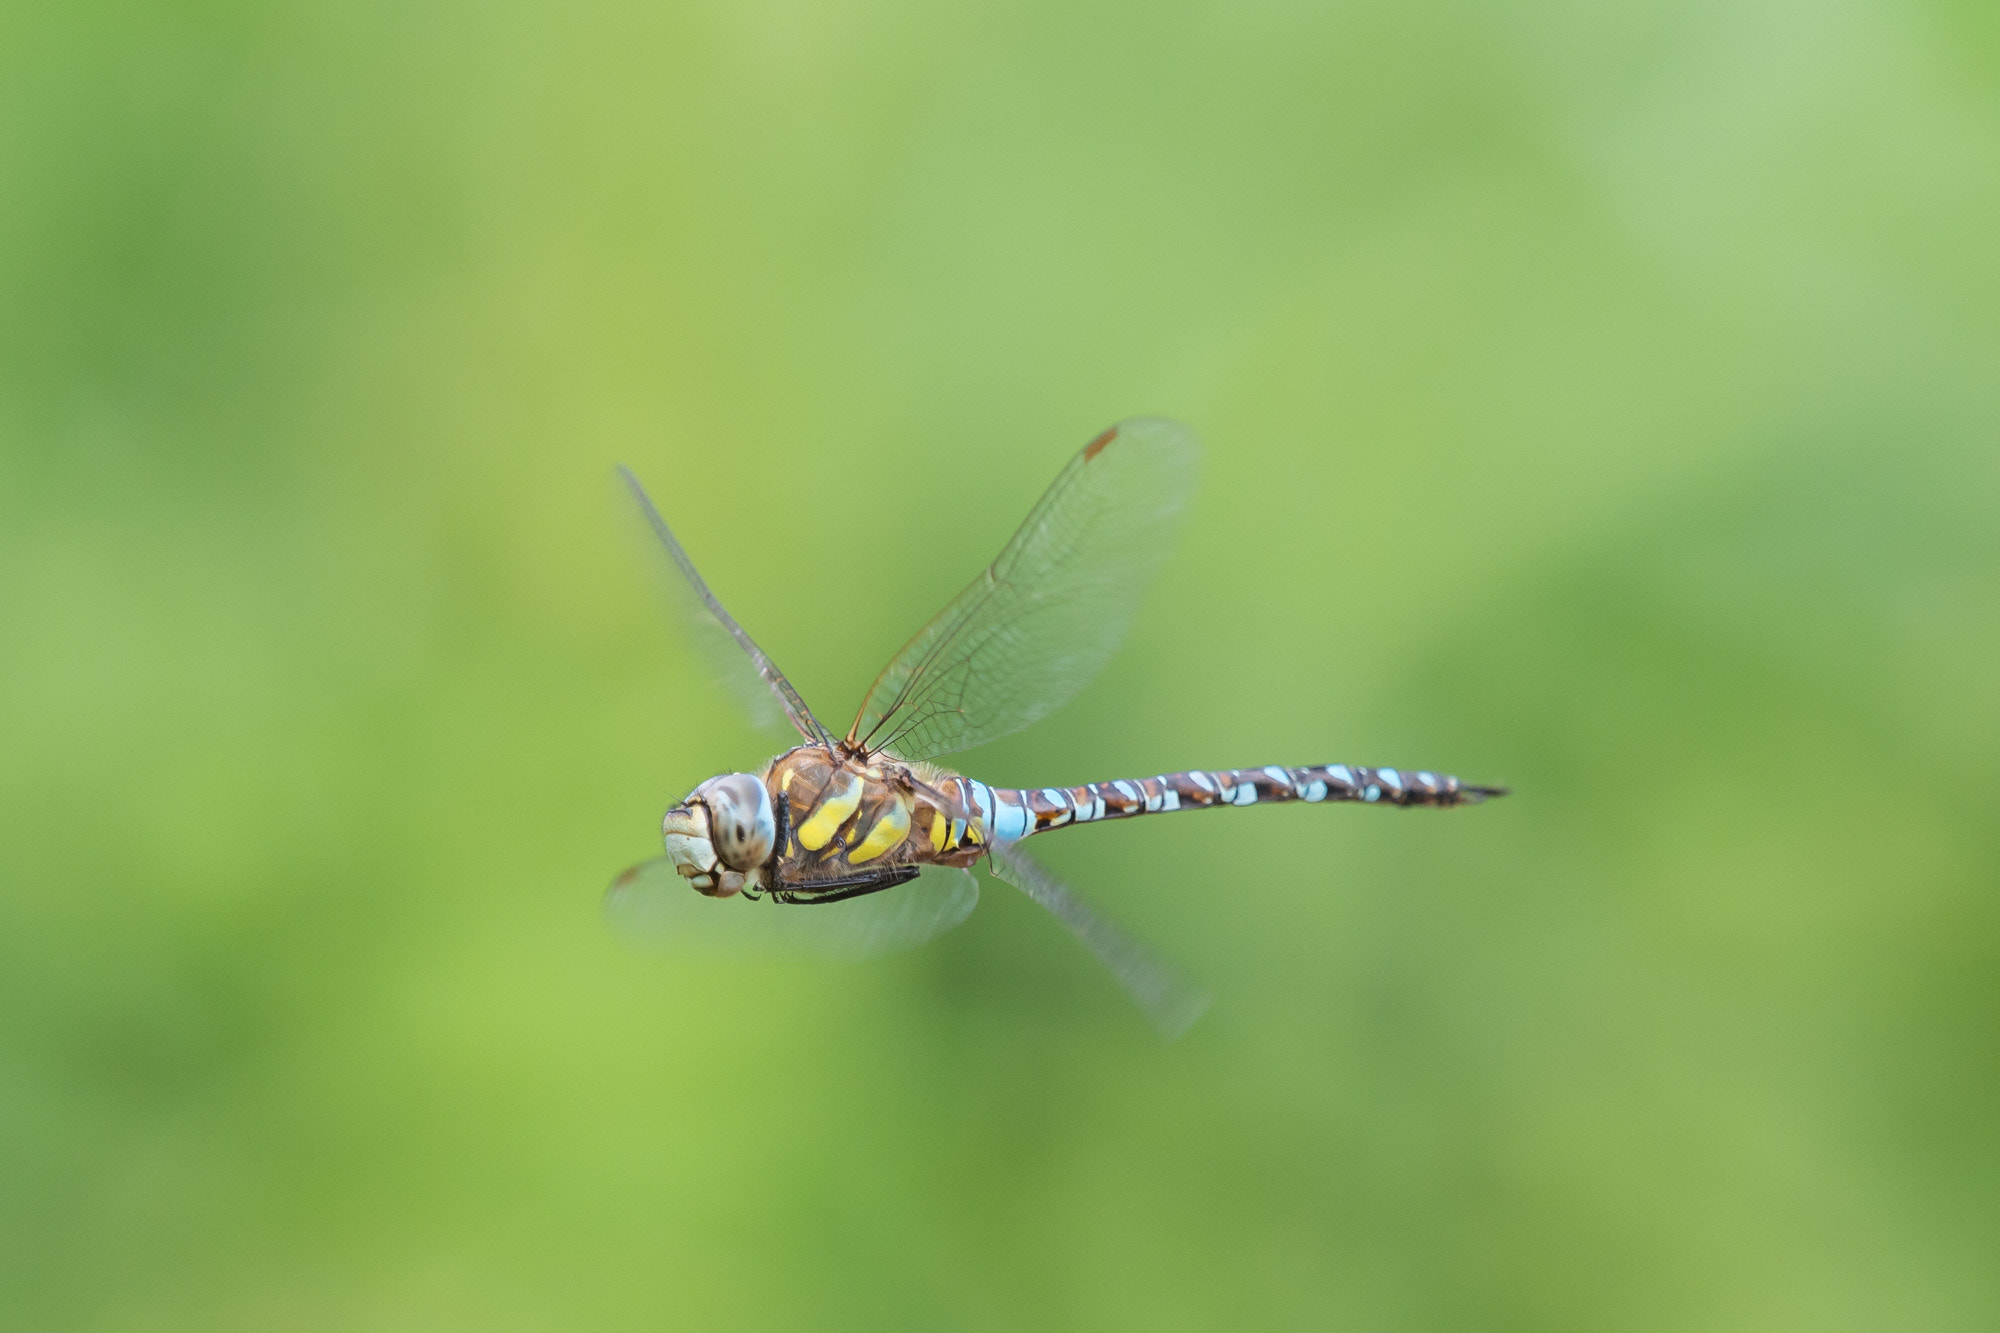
[661,772,775,897]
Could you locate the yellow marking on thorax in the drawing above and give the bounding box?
[927,810,948,853]
[795,769,864,851]
[849,798,912,864]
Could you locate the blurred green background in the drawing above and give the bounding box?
[5,0,1999,1328]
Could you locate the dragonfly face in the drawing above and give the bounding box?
[661,772,774,897]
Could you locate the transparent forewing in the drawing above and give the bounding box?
[605,859,978,962]
[619,465,832,747]
[986,842,1210,1039]
[849,418,1199,761]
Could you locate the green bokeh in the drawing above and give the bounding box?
[5,1,1998,1328]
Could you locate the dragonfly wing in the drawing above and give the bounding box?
[605,859,978,961]
[848,418,1198,761]
[619,465,832,746]
[986,841,1210,1039]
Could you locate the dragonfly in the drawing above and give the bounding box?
[607,418,1506,1035]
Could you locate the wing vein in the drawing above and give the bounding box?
[846,419,1199,762]
[619,465,832,748]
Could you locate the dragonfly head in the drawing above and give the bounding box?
[662,772,776,897]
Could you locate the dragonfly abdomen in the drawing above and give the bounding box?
[979,764,1505,839]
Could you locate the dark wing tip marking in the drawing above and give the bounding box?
[1082,426,1118,461]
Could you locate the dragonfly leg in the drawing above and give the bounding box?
[760,791,792,888]
[773,865,922,905]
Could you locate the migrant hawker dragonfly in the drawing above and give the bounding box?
[607,419,1505,1034]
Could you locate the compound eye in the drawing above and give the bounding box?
[700,773,775,871]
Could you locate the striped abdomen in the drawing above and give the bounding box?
[941,764,1505,844]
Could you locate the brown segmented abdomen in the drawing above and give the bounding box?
[980,762,1507,838]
